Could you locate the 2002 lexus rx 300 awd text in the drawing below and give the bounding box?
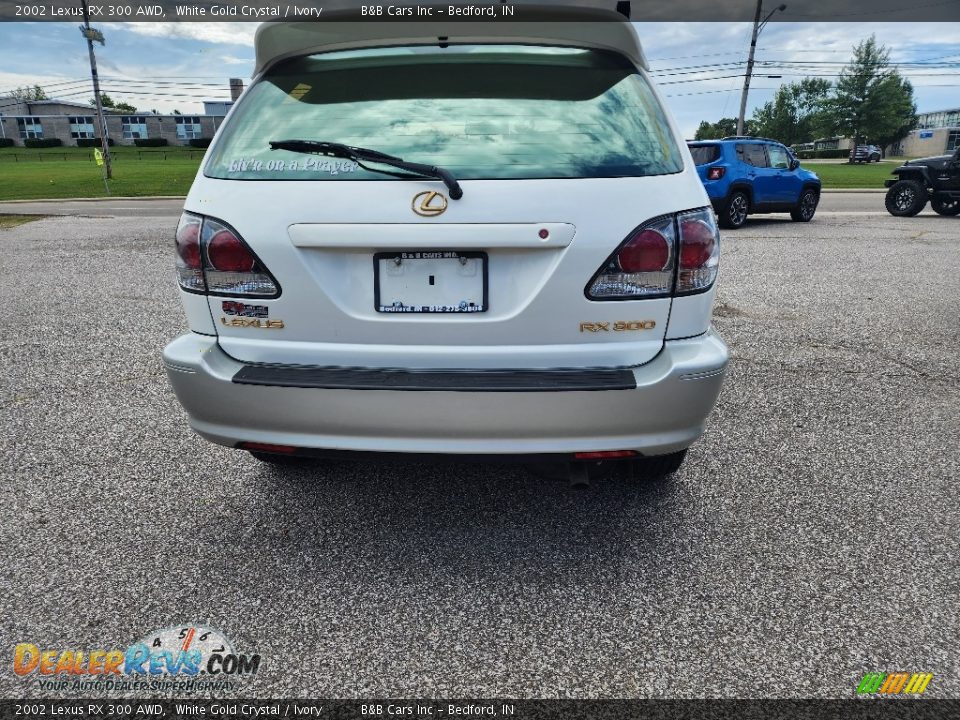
[162,4,729,480]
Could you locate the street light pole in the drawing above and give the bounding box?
[736,1,787,137]
[81,0,112,179]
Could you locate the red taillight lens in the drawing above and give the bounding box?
[574,450,637,460]
[175,213,205,292]
[176,220,201,269]
[176,214,280,298]
[239,441,297,454]
[208,229,256,272]
[586,209,719,300]
[679,219,716,269]
[707,166,725,181]
[586,215,676,299]
[676,209,720,294]
[618,229,670,273]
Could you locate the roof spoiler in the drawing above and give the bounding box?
[253,2,646,77]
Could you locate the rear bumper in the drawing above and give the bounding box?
[162,331,729,456]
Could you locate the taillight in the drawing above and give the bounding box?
[208,228,256,273]
[676,208,720,294]
[707,166,725,180]
[618,229,671,273]
[175,213,204,293]
[586,208,719,300]
[174,213,280,298]
[586,215,676,299]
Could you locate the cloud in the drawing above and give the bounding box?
[218,54,255,65]
[105,21,258,45]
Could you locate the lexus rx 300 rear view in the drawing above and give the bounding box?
[163,7,729,479]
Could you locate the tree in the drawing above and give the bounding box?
[694,117,751,141]
[823,35,916,158]
[90,92,137,114]
[92,92,115,108]
[10,85,47,101]
[865,75,917,154]
[750,78,831,146]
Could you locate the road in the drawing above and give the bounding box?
[0,191,904,219]
[1,205,958,699]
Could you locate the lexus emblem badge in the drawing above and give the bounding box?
[412,190,448,217]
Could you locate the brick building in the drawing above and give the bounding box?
[0,81,241,147]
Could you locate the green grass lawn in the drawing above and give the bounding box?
[0,146,202,200]
[800,160,899,189]
[0,145,903,199]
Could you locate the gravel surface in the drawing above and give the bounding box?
[1,209,958,699]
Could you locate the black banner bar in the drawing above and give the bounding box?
[1,0,959,22]
[1,700,959,720]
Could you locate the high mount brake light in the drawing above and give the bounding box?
[586,207,719,300]
[175,213,280,298]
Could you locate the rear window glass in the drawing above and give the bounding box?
[688,144,721,165]
[205,45,683,181]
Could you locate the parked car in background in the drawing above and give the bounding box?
[850,144,882,163]
[162,6,729,484]
[687,137,822,229]
[884,147,960,216]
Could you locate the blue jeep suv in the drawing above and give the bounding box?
[687,137,821,229]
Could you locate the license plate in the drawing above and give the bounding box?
[374,251,488,313]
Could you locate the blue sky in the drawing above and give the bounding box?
[0,21,957,137]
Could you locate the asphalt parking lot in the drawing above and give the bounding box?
[1,197,958,699]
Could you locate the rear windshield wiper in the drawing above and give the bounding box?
[269,139,463,200]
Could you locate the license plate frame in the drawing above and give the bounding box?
[373,250,489,314]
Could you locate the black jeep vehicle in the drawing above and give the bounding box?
[884,147,960,217]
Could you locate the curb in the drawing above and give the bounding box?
[0,196,187,203]
[822,189,887,194]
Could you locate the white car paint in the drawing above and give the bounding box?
[163,11,729,464]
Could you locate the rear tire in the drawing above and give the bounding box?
[790,188,819,222]
[931,196,960,216]
[719,190,749,229]
[885,180,927,217]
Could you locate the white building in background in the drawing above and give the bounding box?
[894,107,960,157]
[0,80,244,147]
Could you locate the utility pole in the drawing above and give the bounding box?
[736,1,786,137]
[80,0,111,179]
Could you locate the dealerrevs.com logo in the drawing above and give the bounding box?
[856,672,934,695]
[13,625,260,693]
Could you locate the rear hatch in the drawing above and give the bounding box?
[188,43,708,370]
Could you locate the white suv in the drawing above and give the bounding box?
[163,5,728,480]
